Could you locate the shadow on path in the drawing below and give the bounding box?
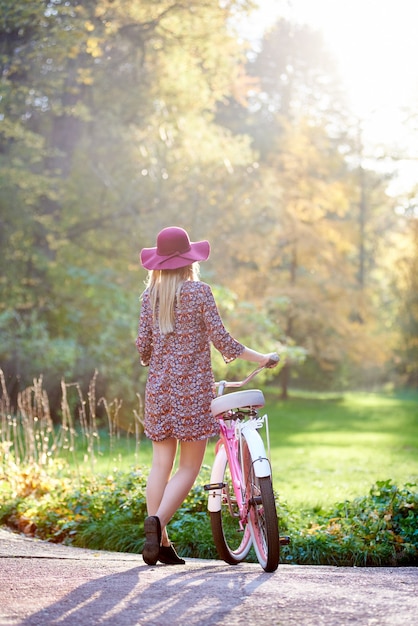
[19,562,267,625]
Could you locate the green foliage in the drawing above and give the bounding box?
[0,310,78,386]
[0,0,258,412]
[0,463,149,552]
[1,380,417,565]
[67,470,149,553]
[0,459,416,565]
[1,0,417,413]
[394,217,418,387]
[281,481,418,566]
[1,382,417,564]
[166,466,218,559]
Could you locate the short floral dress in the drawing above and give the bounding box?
[136,281,244,441]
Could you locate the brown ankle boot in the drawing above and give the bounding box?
[143,516,161,565]
[159,544,185,565]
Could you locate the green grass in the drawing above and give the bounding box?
[59,430,153,476]
[68,389,418,515]
[1,389,417,565]
[266,390,418,510]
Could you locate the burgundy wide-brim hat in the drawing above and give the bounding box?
[140,226,210,270]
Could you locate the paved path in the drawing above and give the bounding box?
[0,528,417,625]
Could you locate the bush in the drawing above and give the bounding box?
[281,480,418,566]
[1,459,417,566]
[0,463,148,549]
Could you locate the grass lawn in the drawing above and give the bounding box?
[62,390,418,513]
[267,390,418,510]
[2,388,417,565]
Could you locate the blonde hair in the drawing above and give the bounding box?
[145,263,200,334]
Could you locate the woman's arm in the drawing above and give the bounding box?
[239,347,279,367]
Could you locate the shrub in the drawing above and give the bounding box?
[1,459,417,566]
[281,480,418,566]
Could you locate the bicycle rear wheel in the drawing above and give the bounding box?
[242,436,280,572]
[209,446,252,565]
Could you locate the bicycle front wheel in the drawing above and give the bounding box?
[242,436,280,572]
[209,446,252,565]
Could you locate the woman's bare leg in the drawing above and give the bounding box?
[146,438,178,545]
[147,438,207,546]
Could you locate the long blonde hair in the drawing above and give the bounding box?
[145,263,200,334]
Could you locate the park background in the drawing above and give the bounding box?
[0,0,417,565]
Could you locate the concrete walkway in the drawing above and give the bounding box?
[0,528,417,625]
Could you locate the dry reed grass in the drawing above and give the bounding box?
[0,369,144,471]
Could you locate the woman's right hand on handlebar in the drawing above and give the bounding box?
[263,353,280,368]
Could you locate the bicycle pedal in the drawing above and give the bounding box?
[279,536,290,545]
[204,482,225,491]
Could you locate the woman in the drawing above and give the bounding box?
[136,226,278,565]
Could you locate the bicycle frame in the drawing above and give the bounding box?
[207,414,271,512]
[208,422,244,521]
[207,362,276,516]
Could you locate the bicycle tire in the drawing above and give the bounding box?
[209,446,252,565]
[242,436,280,572]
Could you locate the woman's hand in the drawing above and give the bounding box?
[263,352,280,368]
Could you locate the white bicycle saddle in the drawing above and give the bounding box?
[211,389,265,418]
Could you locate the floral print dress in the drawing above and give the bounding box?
[136,280,244,441]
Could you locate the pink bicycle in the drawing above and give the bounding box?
[204,356,287,572]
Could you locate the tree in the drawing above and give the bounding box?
[216,18,356,394]
[215,15,409,393]
[393,198,418,387]
[0,0,259,411]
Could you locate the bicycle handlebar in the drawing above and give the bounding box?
[215,353,280,394]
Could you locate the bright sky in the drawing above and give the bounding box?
[246,0,418,191]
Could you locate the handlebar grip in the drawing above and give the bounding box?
[266,354,280,368]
